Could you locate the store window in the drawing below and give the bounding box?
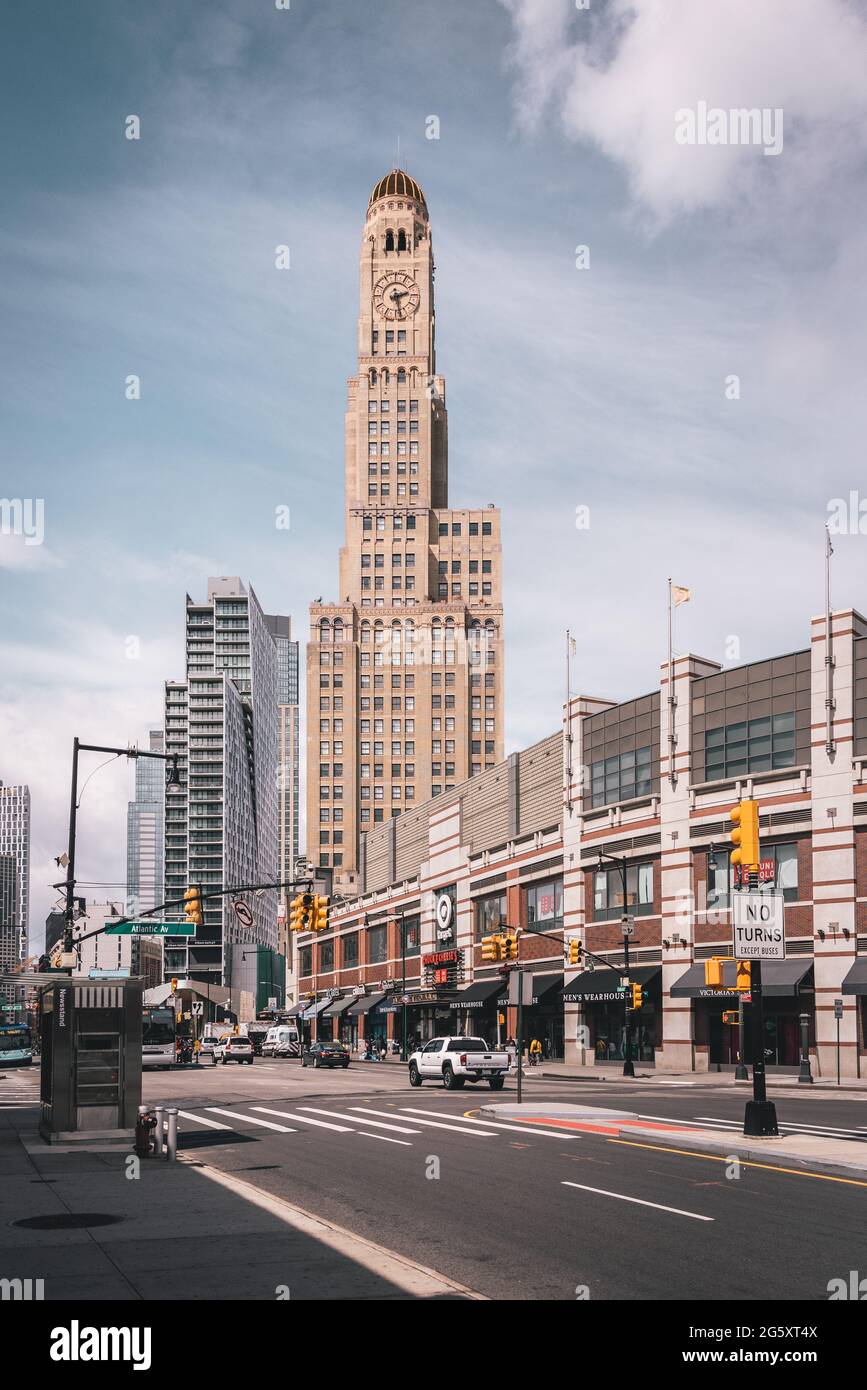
[342,933,359,967]
[475,891,507,941]
[299,946,312,977]
[593,863,654,920]
[319,940,334,971]
[526,879,563,930]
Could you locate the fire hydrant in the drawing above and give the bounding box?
[135,1106,157,1158]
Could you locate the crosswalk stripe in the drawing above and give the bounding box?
[399,1107,578,1139]
[206,1107,296,1132]
[352,1107,496,1137]
[252,1107,352,1132]
[358,1132,413,1146]
[298,1107,420,1135]
[177,1110,233,1130]
[693,1115,866,1140]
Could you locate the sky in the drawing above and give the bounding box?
[2,0,867,948]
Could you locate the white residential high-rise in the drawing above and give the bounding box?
[0,781,30,969]
[163,578,280,1011]
[126,730,165,918]
[265,613,300,1002]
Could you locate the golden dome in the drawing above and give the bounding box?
[368,169,427,213]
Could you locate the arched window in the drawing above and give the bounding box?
[318,620,330,643]
[397,367,406,384]
[397,229,407,252]
[360,623,371,645]
[369,368,377,385]
[381,369,389,386]
[385,230,395,252]
[333,621,343,644]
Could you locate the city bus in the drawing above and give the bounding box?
[141,1005,176,1069]
[0,1022,33,1066]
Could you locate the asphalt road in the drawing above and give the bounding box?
[154,1061,867,1300]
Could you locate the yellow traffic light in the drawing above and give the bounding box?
[730,799,760,870]
[568,939,583,966]
[183,884,203,927]
[288,895,303,932]
[704,956,724,988]
[312,895,330,932]
[171,977,178,993]
[631,982,643,1010]
[503,931,519,962]
[735,959,751,992]
[301,892,314,929]
[481,934,500,962]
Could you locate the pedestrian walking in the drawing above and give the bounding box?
[529,1036,542,1067]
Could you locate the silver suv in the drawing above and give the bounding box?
[214,1035,254,1065]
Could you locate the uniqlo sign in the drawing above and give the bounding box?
[734,860,775,886]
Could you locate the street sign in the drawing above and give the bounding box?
[834,998,844,1020]
[508,972,534,1007]
[732,892,786,960]
[231,899,254,927]
[105,922,195,936]
[267,996,278,1009]
[191,1001,203,1017]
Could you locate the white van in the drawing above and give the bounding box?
[262,1024,300,1058]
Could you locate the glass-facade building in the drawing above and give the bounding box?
[126,729,165,918]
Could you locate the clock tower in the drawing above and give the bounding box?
[307,169,505,895]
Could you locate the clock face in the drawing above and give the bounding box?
[373,272,420,321]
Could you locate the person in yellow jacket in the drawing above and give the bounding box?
[529,1037,542,1066]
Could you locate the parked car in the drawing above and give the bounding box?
[407,1037,510,1090]
[262,1024,301,1058]
[301,1040,350,1070]
[213,1035,254,1065]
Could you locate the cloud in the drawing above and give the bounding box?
[499,0,867,225]
[0,533,64,570]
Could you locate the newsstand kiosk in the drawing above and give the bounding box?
[39,977,142,1144]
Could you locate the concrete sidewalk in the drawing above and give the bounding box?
[532,1062,867,1091]
[0,1108,476,1301]
[479,1102,867,1181]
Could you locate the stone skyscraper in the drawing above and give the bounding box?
[307,170,505,894]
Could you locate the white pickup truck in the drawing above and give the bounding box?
[408,1037,509,1091]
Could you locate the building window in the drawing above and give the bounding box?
[319,940,334,971]
[400,915,420,957]
[475,891,507,941]
[705,713,796,781]
[524,879,564,929]
[342,933,359,967]
[593,863,653,921]
[299,947,312,977]
[590,747,652,808]
[368,923,387,964]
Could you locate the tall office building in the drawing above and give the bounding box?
[0,782,30,967]
[163,579,280,1008]
[0,855,19,973]
[265,614,300,999]
[126,729,165,918]
[307,169,505,895]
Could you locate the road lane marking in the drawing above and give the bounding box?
[692,1115,867,1140]
[358,1132,413,1146]
[402,1107,578,1140]
[206,1107,296,1132]
[252,1107,351,1132]
[299,1107,420,1134]
[177,1111,233,1130]
[561,1180,714,1221]
[351,1107,496,1137]
[181,1159,485,1298]
[609,1138,867,1187]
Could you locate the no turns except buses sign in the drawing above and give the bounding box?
[732,892,786,960]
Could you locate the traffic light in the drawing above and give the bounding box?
[171,977,178,994]
[631,982,643,1010]
[503,931,519,961]
[184,884,203,926]
[567,939,583,966]
[288,895,304,932]
[735,959,751,992]
[301,892,314,929]
[312,895,330,932]
[481,933,501,962]
[730,799,760,871]
[704,956,724,988]
[722,1010,739,1026]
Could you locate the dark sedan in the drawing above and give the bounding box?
[301,1041,350,1069]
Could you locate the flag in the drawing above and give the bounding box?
[672,585,692,606]
[569,636,577,656]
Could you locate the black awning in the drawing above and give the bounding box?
[563,965,660,1004]
[322,996,354,1017]
[671,960,813,999]
[301,999,333,1020]
[842,958,867,996]
[449,979,503,1010]
[284,1003,305,1017]
[347,992,386,1016]
[531,972,563,1005]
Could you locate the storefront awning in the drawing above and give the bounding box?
[301,999,333,1020]
[531,972,563,1005]
[321,996,355,1017]
[671,960,813,998]
[347,992,386,1016]
[563,965,660,1004]
[841,958,867,995]
[448,980,503,1010]
[284,1003,305,1017]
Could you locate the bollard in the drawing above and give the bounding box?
[166,1107,178,1162]
[153,1106,165,1157]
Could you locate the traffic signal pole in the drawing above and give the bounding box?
[730,808,778,1138]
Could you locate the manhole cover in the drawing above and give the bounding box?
[14,1213,123,1231]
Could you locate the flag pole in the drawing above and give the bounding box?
[667,579,676,787]
[825,525,835,757]
[565,629,573,810]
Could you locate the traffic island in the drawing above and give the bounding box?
[612,1122,867,1181]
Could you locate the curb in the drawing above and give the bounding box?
[614,1125,867,1182]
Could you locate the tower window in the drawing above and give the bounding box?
[385,230,395,251]
[397,229,407,251]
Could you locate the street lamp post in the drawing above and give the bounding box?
[597,850,636,1078]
